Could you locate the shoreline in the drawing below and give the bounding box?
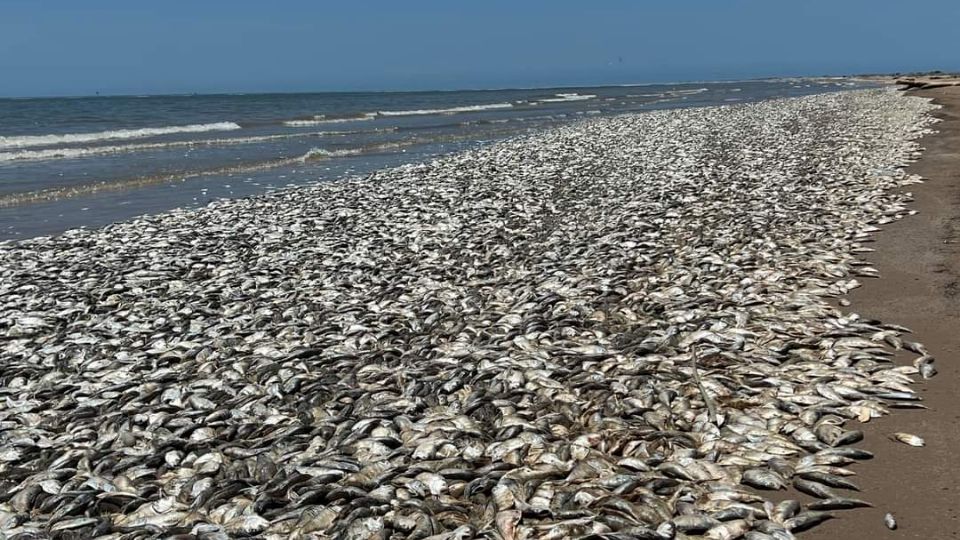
[806,86,960,537]
[0,80,870,242]
[0,89,944,538]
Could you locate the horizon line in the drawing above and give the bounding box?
[0,72,869,101]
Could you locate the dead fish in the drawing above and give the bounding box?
[807,498,872,511]
[49,517,100,532]
[919,363,937,379]
[495,510,521,540]
[673,514,721,533]
[797,471,860,491]
[0,90,937,539]
[784,511,835,532]
[770,500,800,523]
[891,432,925,447]
[793,478,838,499]
[224,515,270,536]
[705,519,752,540]
[818,447,873,460]
[741,468,786,490]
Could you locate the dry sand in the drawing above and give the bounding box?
[806,86,960,538]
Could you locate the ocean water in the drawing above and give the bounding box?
[0,79,872,240]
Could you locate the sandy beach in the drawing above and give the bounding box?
[806,86,960,538]
[0,88,949,538]
[4,0,959,537]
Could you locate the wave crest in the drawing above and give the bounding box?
[0,131,339,162]
[0,122,243,150]
[283,113,377,127]
[376,103,513,117]
[537,93,597,103]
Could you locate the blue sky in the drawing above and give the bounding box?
[1,0,957,97]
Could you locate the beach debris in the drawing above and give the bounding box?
[807,497,873,511]
[892,432,926,447]
[0,89,939,538]
[884,512,898,530]
[785,511,836,533]
[913,354,938,379]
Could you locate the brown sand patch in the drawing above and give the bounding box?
[805,86,960,538]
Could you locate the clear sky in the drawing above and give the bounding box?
[2,0,958,97]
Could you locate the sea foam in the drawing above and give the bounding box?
[0,122,242,150]
[669,88,709,95]
[283,113,377,127]
[300,147,366,161]
[538,93,597,103]
[0,131,334,162]
[376,103,513,117]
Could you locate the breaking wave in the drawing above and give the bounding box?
[0,131,340,162]
[669,88,709,95]
[283,113,377,127]
[376,103,513,116]
[537,93,597,103]
[0,122,242,150]
[300,147,366,162]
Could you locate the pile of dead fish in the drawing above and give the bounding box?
[0,89,940,539]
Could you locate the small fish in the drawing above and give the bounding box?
[798,471,860,491]
[50,517,100,531]
[794,478,838,499]
[819,447,873,460]
[834,429,864,446]
[784,511,835,532]
[705,519,752,540]
[807,497,873,511]
[225,515,270,536]
[913,355,938,379]
[673,514,721,533]
[771,499,801,523]
[741,468,786,490]
[495,510,521,540]
[903,340,927,355]
[891,432,925,447]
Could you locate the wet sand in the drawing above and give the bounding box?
[807,86,960,537]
